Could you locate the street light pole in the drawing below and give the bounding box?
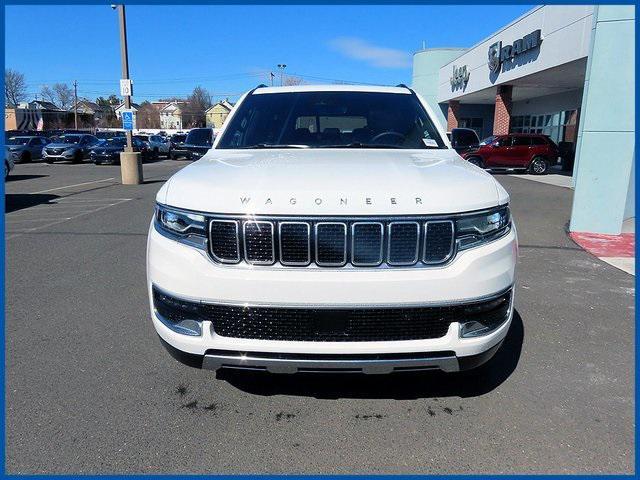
[73,80,78,129]
[117,4,132,152]
[114,4,142,184]
[277,64,287,86]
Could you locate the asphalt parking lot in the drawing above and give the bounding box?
[5,159,634,474]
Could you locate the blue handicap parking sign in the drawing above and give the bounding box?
[122,110,134,131]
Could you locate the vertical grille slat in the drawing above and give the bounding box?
[279,222,311,266]
[315,222,347,266]
[209,220,240,263]
[352,222,383,266]
[388,222,420,265]
[424,221,454,264]
[243,221,275,264]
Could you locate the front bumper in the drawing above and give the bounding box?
[44,151,75,160]
[91,154,119,165]
[147,222,517,373]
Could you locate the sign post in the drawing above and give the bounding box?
[115,4,142,185]
[121,109,135,131]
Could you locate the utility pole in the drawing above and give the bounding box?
[270,72,275,86]
[277,64,287,86]
[114,4,142,184]
[73,80,78,129]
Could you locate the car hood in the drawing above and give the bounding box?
[47,143,78,149]
[158,148,508,215]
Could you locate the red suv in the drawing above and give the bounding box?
[463,134,559,175]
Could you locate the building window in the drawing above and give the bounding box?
[511,109,579,146]
[459,117,484,139]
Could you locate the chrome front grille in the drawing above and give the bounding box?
[208,216,456,268]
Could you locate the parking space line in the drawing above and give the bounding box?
[6,198,133,239]
[29,177,116,194]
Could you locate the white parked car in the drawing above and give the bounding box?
[147,85,517,375]
[134,134,171,159]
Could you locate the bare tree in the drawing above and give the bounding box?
[40,85,56,105]
[52,83,74,109]
[38,82,74,109]
[187,86,213,114]
[283,76,305,86]
[5,69,27,107]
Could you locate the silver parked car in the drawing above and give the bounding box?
[5,136,50,163]
[134,134,171,159]
[43,134,100,163]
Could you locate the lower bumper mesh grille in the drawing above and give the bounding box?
[152,287,512,342]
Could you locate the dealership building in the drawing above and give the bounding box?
[412,5,635,236]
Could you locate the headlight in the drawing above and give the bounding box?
[155,204,207,248]
[455,205,511,251]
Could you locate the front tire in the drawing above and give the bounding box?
[529,156,550,175]
[73,151,83,164]
[19,152,31,164]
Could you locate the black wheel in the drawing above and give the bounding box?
[73,151,83,164]
[153,148,159,160]
[467,156,484,168]
[529,156,549,175]
[19,152,31,164]
[5,162,9,180]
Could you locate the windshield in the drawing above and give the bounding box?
[185,129,212,146]
[479,136,496,146]
[99,137,126,147]
[172,134,186,142]
[217,91,445,149]
[135,135,150,141]
[58,135,81,144]
[7,137,31,145]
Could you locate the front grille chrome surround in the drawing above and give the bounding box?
[204,214,475,269]
[315,222,348,267]
[423,220,455,264]
[351,222,384,266]
[243,221,275,265]
[279,221,311,266]
[387,221,420,266]
[209,220,241,264]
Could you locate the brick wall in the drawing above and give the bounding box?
[493,85,513,135]
[446,100,460,131]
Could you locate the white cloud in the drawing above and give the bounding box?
[329,37,412,69]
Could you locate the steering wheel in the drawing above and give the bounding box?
[370,131,406,144]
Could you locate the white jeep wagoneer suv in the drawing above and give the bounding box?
[147,85,517,374]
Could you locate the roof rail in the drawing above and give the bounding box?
[255,84,268,89]
[396,83,409,88]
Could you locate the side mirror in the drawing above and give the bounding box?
[450,128,480,149]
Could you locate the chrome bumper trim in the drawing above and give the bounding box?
[202,352,460,374]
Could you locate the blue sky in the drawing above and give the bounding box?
[5,5,534,103]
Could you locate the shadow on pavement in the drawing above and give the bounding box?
[219,310,524,400]
[6,174,49,182]
[5,193,59,213]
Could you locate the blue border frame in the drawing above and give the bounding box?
[0,1,637,477]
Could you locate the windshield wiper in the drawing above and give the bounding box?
[319,143,403,149]
[239,143,309,149]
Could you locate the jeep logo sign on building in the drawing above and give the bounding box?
[488,29,542,74]
[450,65,470,90]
